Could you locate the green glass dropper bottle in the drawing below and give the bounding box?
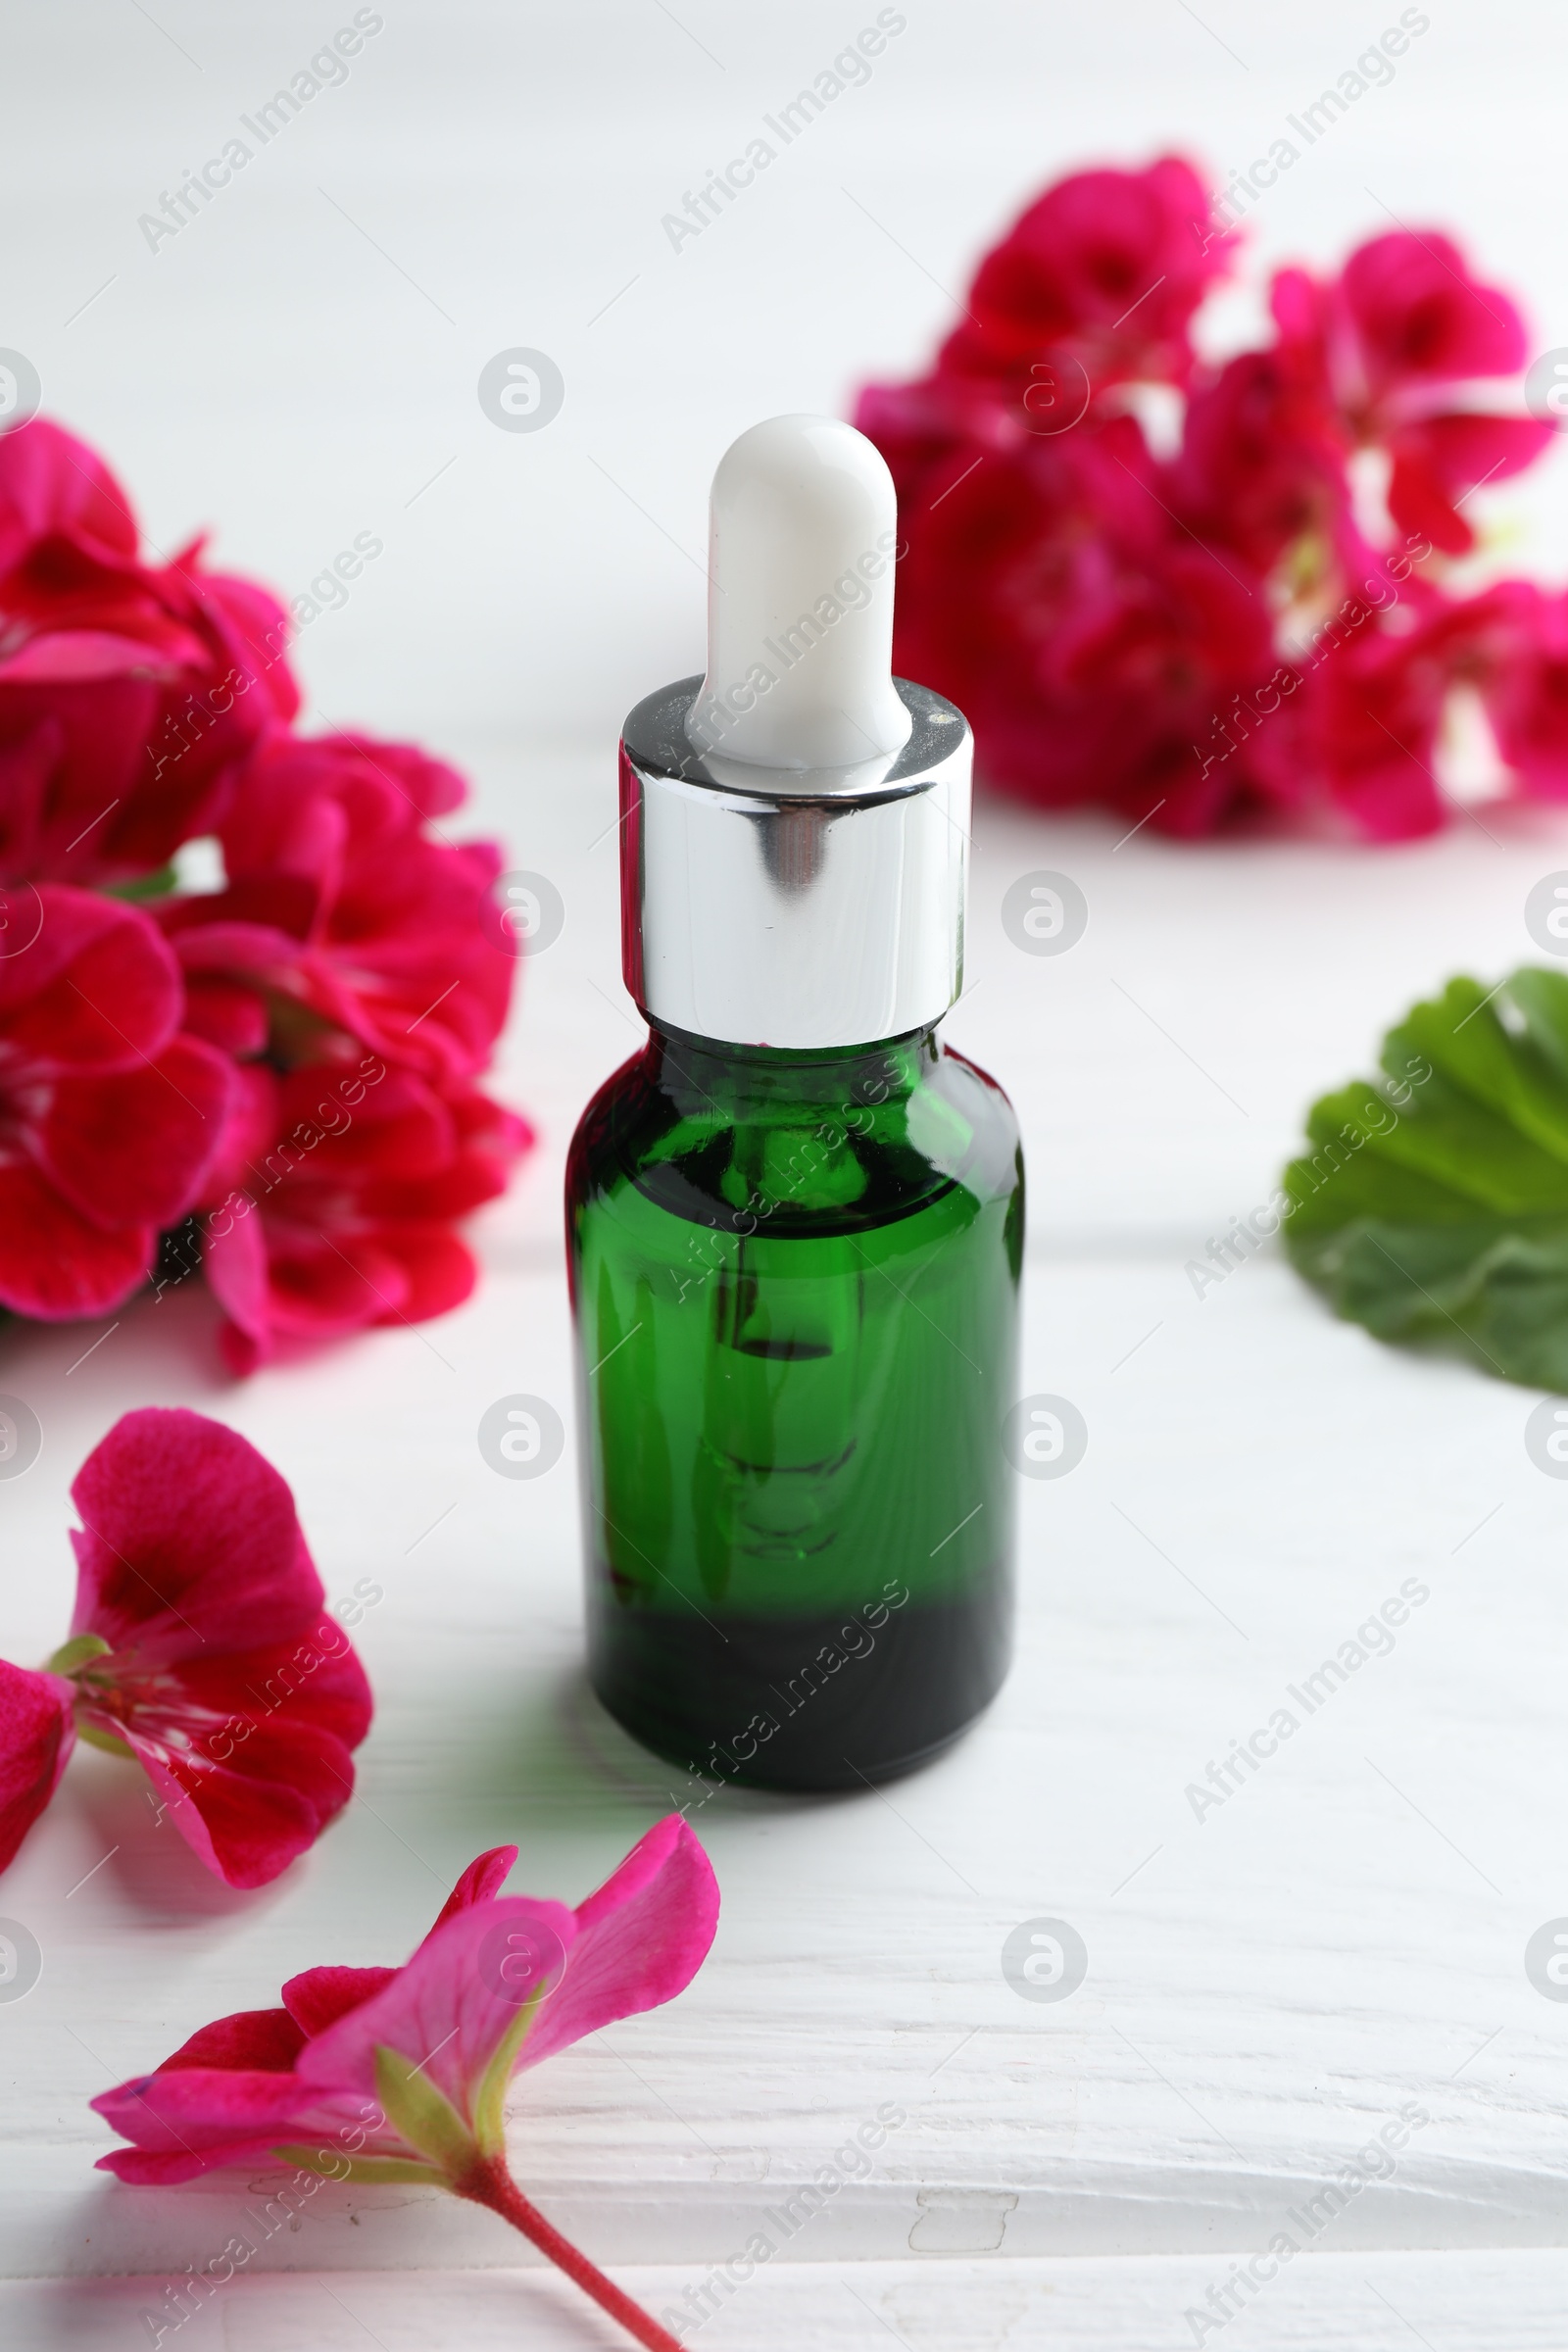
[565,415,1023,1790]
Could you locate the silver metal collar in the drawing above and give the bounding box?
[618,675,970,1051]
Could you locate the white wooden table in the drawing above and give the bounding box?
[6,768,1568,2349]
[6,4,1568,2344]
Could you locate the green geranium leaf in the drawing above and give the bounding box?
[1282,966,1568,1391]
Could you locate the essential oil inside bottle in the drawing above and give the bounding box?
[568,1023,1021,1788]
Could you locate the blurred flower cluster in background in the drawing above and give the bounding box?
[0,422,527,1368]
[858,155,1568,839]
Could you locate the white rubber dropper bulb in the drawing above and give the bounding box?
[686,414,912,774]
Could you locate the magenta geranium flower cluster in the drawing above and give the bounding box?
[858,154,1568,838]
[0,420,528,1369]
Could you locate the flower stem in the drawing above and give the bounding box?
[458,2157,684,2352]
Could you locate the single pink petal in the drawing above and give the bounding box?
[95,2145,273,2185]
[520,1816,720,2070]
[190,572,300,727]
[368,1227,477,1326]
[428,1844,518,1933]
[219,1322,269,1378]
[177,975,270,1057]
[200,1203,272,1348]
[0,1162,155,1320]
[96,2144,271,2185]
[0,887,181,1068]
[35,1034,234,1229]
[240,1229,415,1344]
[0,418,140,568]
[90,2064,354,2182]
[69,1407,327,1661]
[149,1624,375,1763]
[92,2009,349,2181]
[0,627,192,683]
[281,1964,397,2039]
[104,1631,371,1886]
[122,1730,326,1890]
[1339,228,1528,390]
[296,1896,580,2120]
[158,2007,307,2074]
[1386,412,1556,555]
[0,1660,75,1870]
[193,1056,278,1210]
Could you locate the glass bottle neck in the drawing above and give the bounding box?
[647,1020,941,1123]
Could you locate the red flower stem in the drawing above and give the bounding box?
[458,2158,684,2352]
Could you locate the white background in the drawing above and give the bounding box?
[5,5,1568,2346]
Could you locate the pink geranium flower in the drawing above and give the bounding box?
[198,1061,529,1373]
[163,729,514,1087]
[93,1818,719,2352]
[1332,228,1531,397]
[0,416,531,1359]
[857,162,1567,839]
[1269,235,1554,558]
[0,1407,370,1887]
[0,886,231,1317]
[147,723,530,1369]
[0,420,297,887]
[937,154,1234,391]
